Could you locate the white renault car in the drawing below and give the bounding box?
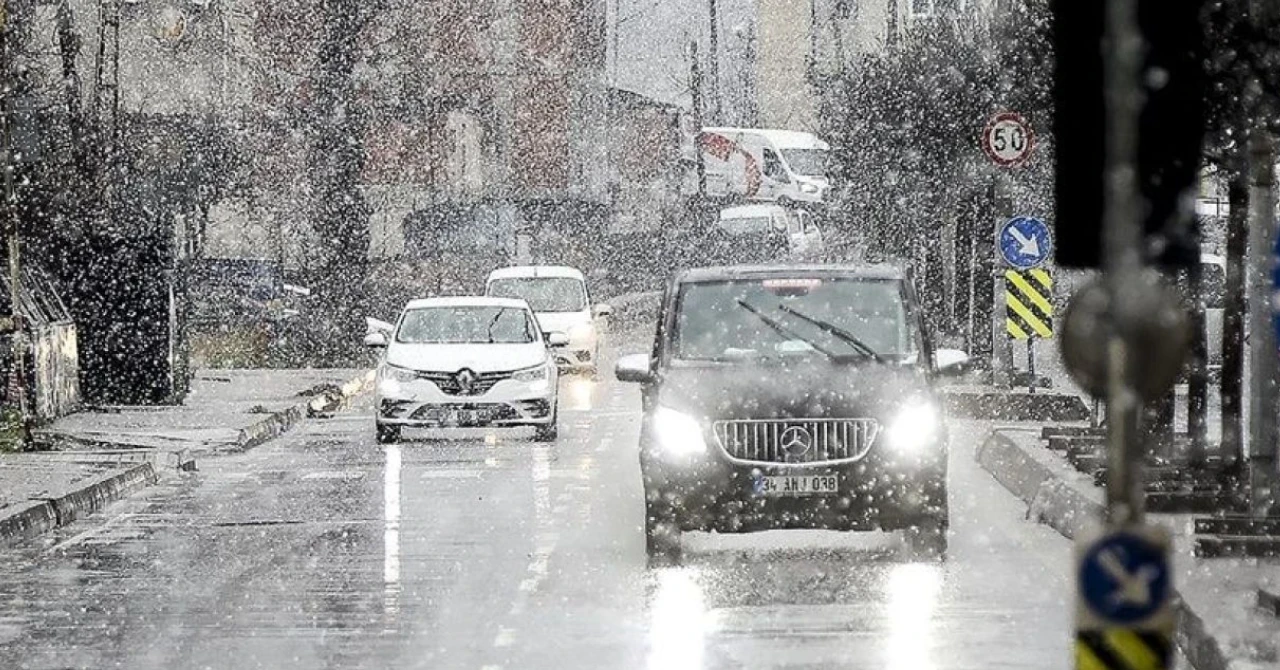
[364,297,565,444]
[485,266,611,374]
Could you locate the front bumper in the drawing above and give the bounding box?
[552,346,597,370]
[376,377,556,427]
[640,443,947,533]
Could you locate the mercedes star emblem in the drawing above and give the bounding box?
[780,426,813,458]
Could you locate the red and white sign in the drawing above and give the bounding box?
[982,112,1035,167]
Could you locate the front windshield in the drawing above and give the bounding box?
[780,148,827,177]
[672,278,913,361]
[396,306,536,344]
[488,277,587,312]
[717,216,778,235]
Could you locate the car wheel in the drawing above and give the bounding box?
[376,423,401,444]
[534,408,559,442]
[645,500,682,566]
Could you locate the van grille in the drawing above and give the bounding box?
[712,418,879,466]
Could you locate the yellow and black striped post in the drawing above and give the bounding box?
[1005,268,1054,339]
[1075,525,1174,670]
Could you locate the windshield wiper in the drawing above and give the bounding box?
[485,311,504,343]
[735,299,846,362]
[774,303,886,363]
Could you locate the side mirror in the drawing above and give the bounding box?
[593,303,613,318]
[615,353,654,383]
[545,332,570,348]
[934,348,970,376]
[364,331,389,349]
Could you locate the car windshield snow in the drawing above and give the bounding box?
[396,306,536,344]
[488,277,588,313]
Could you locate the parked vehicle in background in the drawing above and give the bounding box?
[485,266,612,375]
[365,297,564,444]
[717,204,825,262]
[698,128,830,205]
[615,264,969,562]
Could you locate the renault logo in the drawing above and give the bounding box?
[780,426,813,458]
[455,368,478,395]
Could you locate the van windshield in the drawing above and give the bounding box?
[718,216,779,235]
[780,148,827,177]
[672,278,914,362]
[488,277,588,313]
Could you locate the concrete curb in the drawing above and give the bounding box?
[224,369,375,453]
[943,389,1091,422]
[975,428,1233,670]
[0,462,157,549]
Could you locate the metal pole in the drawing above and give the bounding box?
[707,0,720,123]
[1027,339,1036,394]
[690,40,706,198]
[1246,129,1278,515]
[992,177,1013,388]
[1187,252,1209,464]
[1223,158,1249,466]
[1101,0,1146,524]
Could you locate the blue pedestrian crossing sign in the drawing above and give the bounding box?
[999,216,1052,269]
[1079,529,1171,625]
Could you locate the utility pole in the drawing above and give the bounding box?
[707,0,720,123]
[690,40,706,198]
[0,0,29,438]
[1187,253,1209,463]
[1223,151,1249,466]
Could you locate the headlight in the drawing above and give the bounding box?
[885,399,942,453]
[380,364,416,383]
[799,182,819,194]
[512,363,549,382]
[652,406,707,459]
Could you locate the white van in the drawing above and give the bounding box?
[717,204,825,261]
[485,266,612,374]
[698,127,830,205]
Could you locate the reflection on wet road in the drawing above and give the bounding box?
[0,354,1091,670]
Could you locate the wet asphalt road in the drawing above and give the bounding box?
[0,357,1095,670]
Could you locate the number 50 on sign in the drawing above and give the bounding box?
[983,112,1035,167]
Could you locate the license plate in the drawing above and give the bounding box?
[754,474,839,497]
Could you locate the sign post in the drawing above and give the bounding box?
[982,113,1035,388]
[998,216,1053,393]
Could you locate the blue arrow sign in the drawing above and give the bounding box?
[999,216,1052,269]
[1079,531,1171,625]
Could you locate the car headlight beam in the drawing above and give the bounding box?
[885,400,941,454]
[652,406,707,459]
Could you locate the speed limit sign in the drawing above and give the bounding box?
[982,112,1035,167]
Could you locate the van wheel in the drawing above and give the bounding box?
[645,501,682,566]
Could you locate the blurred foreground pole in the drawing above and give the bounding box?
[1100,0,1145,525]
[1187,253,1209,462]
[1246,129,1278,514]
[0,0,28,437]
[1223,163,1249,464]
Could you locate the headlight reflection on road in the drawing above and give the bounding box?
[885,563,941,670]
[647,568,707,670]
[566,376,596,411]
[383,443,403,626]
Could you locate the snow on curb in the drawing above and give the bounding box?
[975,428,1235,670]
[0,462,157,550]
[227,369,376,453]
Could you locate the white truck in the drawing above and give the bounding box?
[698,127,831,205]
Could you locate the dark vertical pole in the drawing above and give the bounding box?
[0,0,28,436]
[707,0,720,123]
[1222,160,1248,466]
[1027,339,1036,394]
[972,184,995,371]
[690,40,706,198]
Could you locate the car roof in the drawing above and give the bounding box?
[674,264,907,284]
[720,204,786,219]
[487,265,586,281]
[701,127,830,151]
[404,296,531,310]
